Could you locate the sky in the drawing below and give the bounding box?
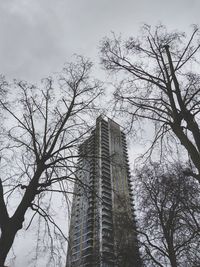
[1,0,200,82]
[1,0,200,266]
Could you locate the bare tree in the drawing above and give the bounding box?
[100,24,200,181]
[0,75,8,149]
[135,162,200,267]
[0,56,103,266]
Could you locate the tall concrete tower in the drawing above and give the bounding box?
[66,116,141,267]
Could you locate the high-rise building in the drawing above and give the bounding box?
[66,116,141,267]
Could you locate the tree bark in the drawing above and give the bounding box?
[0,221,18,267]
[168,243,178,267]
[0,165,45,266]
[171,122,200,180]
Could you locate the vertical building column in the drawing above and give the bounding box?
[66,116,142,267]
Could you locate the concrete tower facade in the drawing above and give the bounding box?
[66,116,141,267]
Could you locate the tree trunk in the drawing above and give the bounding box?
[0,222,18,267]
[168,247,178,267]
[0,166,44,266]
[165,235,178,267]
[171,122,200,181]
[163,227,178,267]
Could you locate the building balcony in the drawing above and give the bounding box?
[102,185,111,193]
[102,187,111,196]
[101,138,109,145]
[102,160,111,166]
[82,254,93,263]
[123,152,128,158]
[101,120,108,127]
[129,190,134,196]
[131,205,136,213]
[102,166,110,173]
[121,140,127,146]
[101,137,109,144]
[87,225,93,231]
[102,194,112,203]
[102,176,110,183]
[102,208,111,216]
[102,173,111,180]
[129,198,134,205]
[102,225,112,232]
[101,151,109,158]
[101,132,109,138]
[103,197,112,204]
[102,159,110,166]
[101,123,108,129]
[123,144,128,150]
[102,182,111,190]
[127,174,132,179]
[121,141,126,147]
[102,207,112,216]
[88,148,95,154]
[101,156,109,163]
[102,198,112,206]
[121,132,126,138]
[101,121,108,127]
[88,139,95,145]
[101,137,109,143]
[86,231,93,238]
[102,191,111,199]
[102,167,110,174]
[82,247,93,257]
[126,172,131,178]
[127,182,133,189]
[88,140,95,146]
[102,179,111,188]
[85,238,93,246]
[101,142,109,149]
[101,129,109,135]
[102,207,112,215]
[102,217,112,226]
[102,181,110,190]
[102,211,112,220]
[124,157,129,163]
[102,221,112,229]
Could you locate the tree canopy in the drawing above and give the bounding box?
[100,24,200,181]
[0,56,103,266]
[135,162,200,267]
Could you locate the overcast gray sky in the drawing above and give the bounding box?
[1,0,200,82]
[2,0,200,266]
